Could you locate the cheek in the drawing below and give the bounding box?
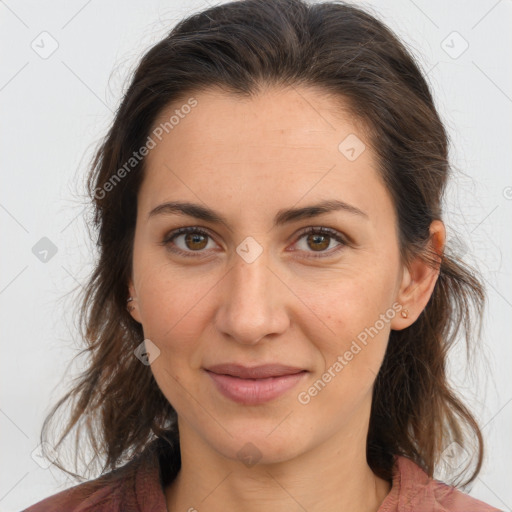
[134,250,211,336]
[301,294,392,416]
[296,268,395,398]
[139,289,205,361]
[297,263,395,339]
[137,271,209,410]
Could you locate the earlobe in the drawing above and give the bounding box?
[391,220,445,331]
[126,296,142,323]
[127,280,142,323]
[128,279,136,302]
[127,296,136,312]
[390,266,413,330]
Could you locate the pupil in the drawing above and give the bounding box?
[309,234,329,251]
[186,233,207,250]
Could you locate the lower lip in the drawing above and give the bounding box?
[205,370,308,405]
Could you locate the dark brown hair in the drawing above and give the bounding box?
[41,0,486,489]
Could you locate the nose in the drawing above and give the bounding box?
[214,250,290,345]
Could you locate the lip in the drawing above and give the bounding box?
[204,364,308,405]
[205,363,306,379]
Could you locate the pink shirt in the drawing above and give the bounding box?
[24,438,501,511]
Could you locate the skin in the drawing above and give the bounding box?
[128,85,445,512]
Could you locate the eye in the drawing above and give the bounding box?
[161,227,218,258]
[161,226,348,258]
[291,226,347,258]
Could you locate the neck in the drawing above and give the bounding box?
[164,414,392,512]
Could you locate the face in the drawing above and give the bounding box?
[128,86,412,465]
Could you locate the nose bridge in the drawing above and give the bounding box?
[232,249,271,305]
[215,247,288,345]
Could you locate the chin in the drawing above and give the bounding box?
[199,422,311,467]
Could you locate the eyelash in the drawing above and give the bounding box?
[161,226,348,259]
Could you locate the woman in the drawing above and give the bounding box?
[24,0,501,510]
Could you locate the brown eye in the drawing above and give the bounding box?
[183,232,208,250]
[293,227,347,258]
[162,226,347,259]
[306,232,330,251]
[162,227,216,257]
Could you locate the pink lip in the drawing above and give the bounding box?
[205,366,308,405]
[205,363,305,379]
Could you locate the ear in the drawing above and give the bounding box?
[127,278,142,324]
[391,220,445,330]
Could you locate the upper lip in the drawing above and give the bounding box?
[205,363,307,379]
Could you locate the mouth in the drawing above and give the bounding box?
[204,364,308,405]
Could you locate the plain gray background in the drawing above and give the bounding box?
[1,0,511,510]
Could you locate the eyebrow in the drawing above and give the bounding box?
[148,199,368,229]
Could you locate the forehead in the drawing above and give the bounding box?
[139,86,394,227]
[149,85,368,156]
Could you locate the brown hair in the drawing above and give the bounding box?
[41,0,486,489]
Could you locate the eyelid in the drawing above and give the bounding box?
[293,225,350,245]
[288,226,349,257]
[160,226,218,256]
[161,225,350,258]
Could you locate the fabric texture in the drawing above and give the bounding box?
[24,437,501,512]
